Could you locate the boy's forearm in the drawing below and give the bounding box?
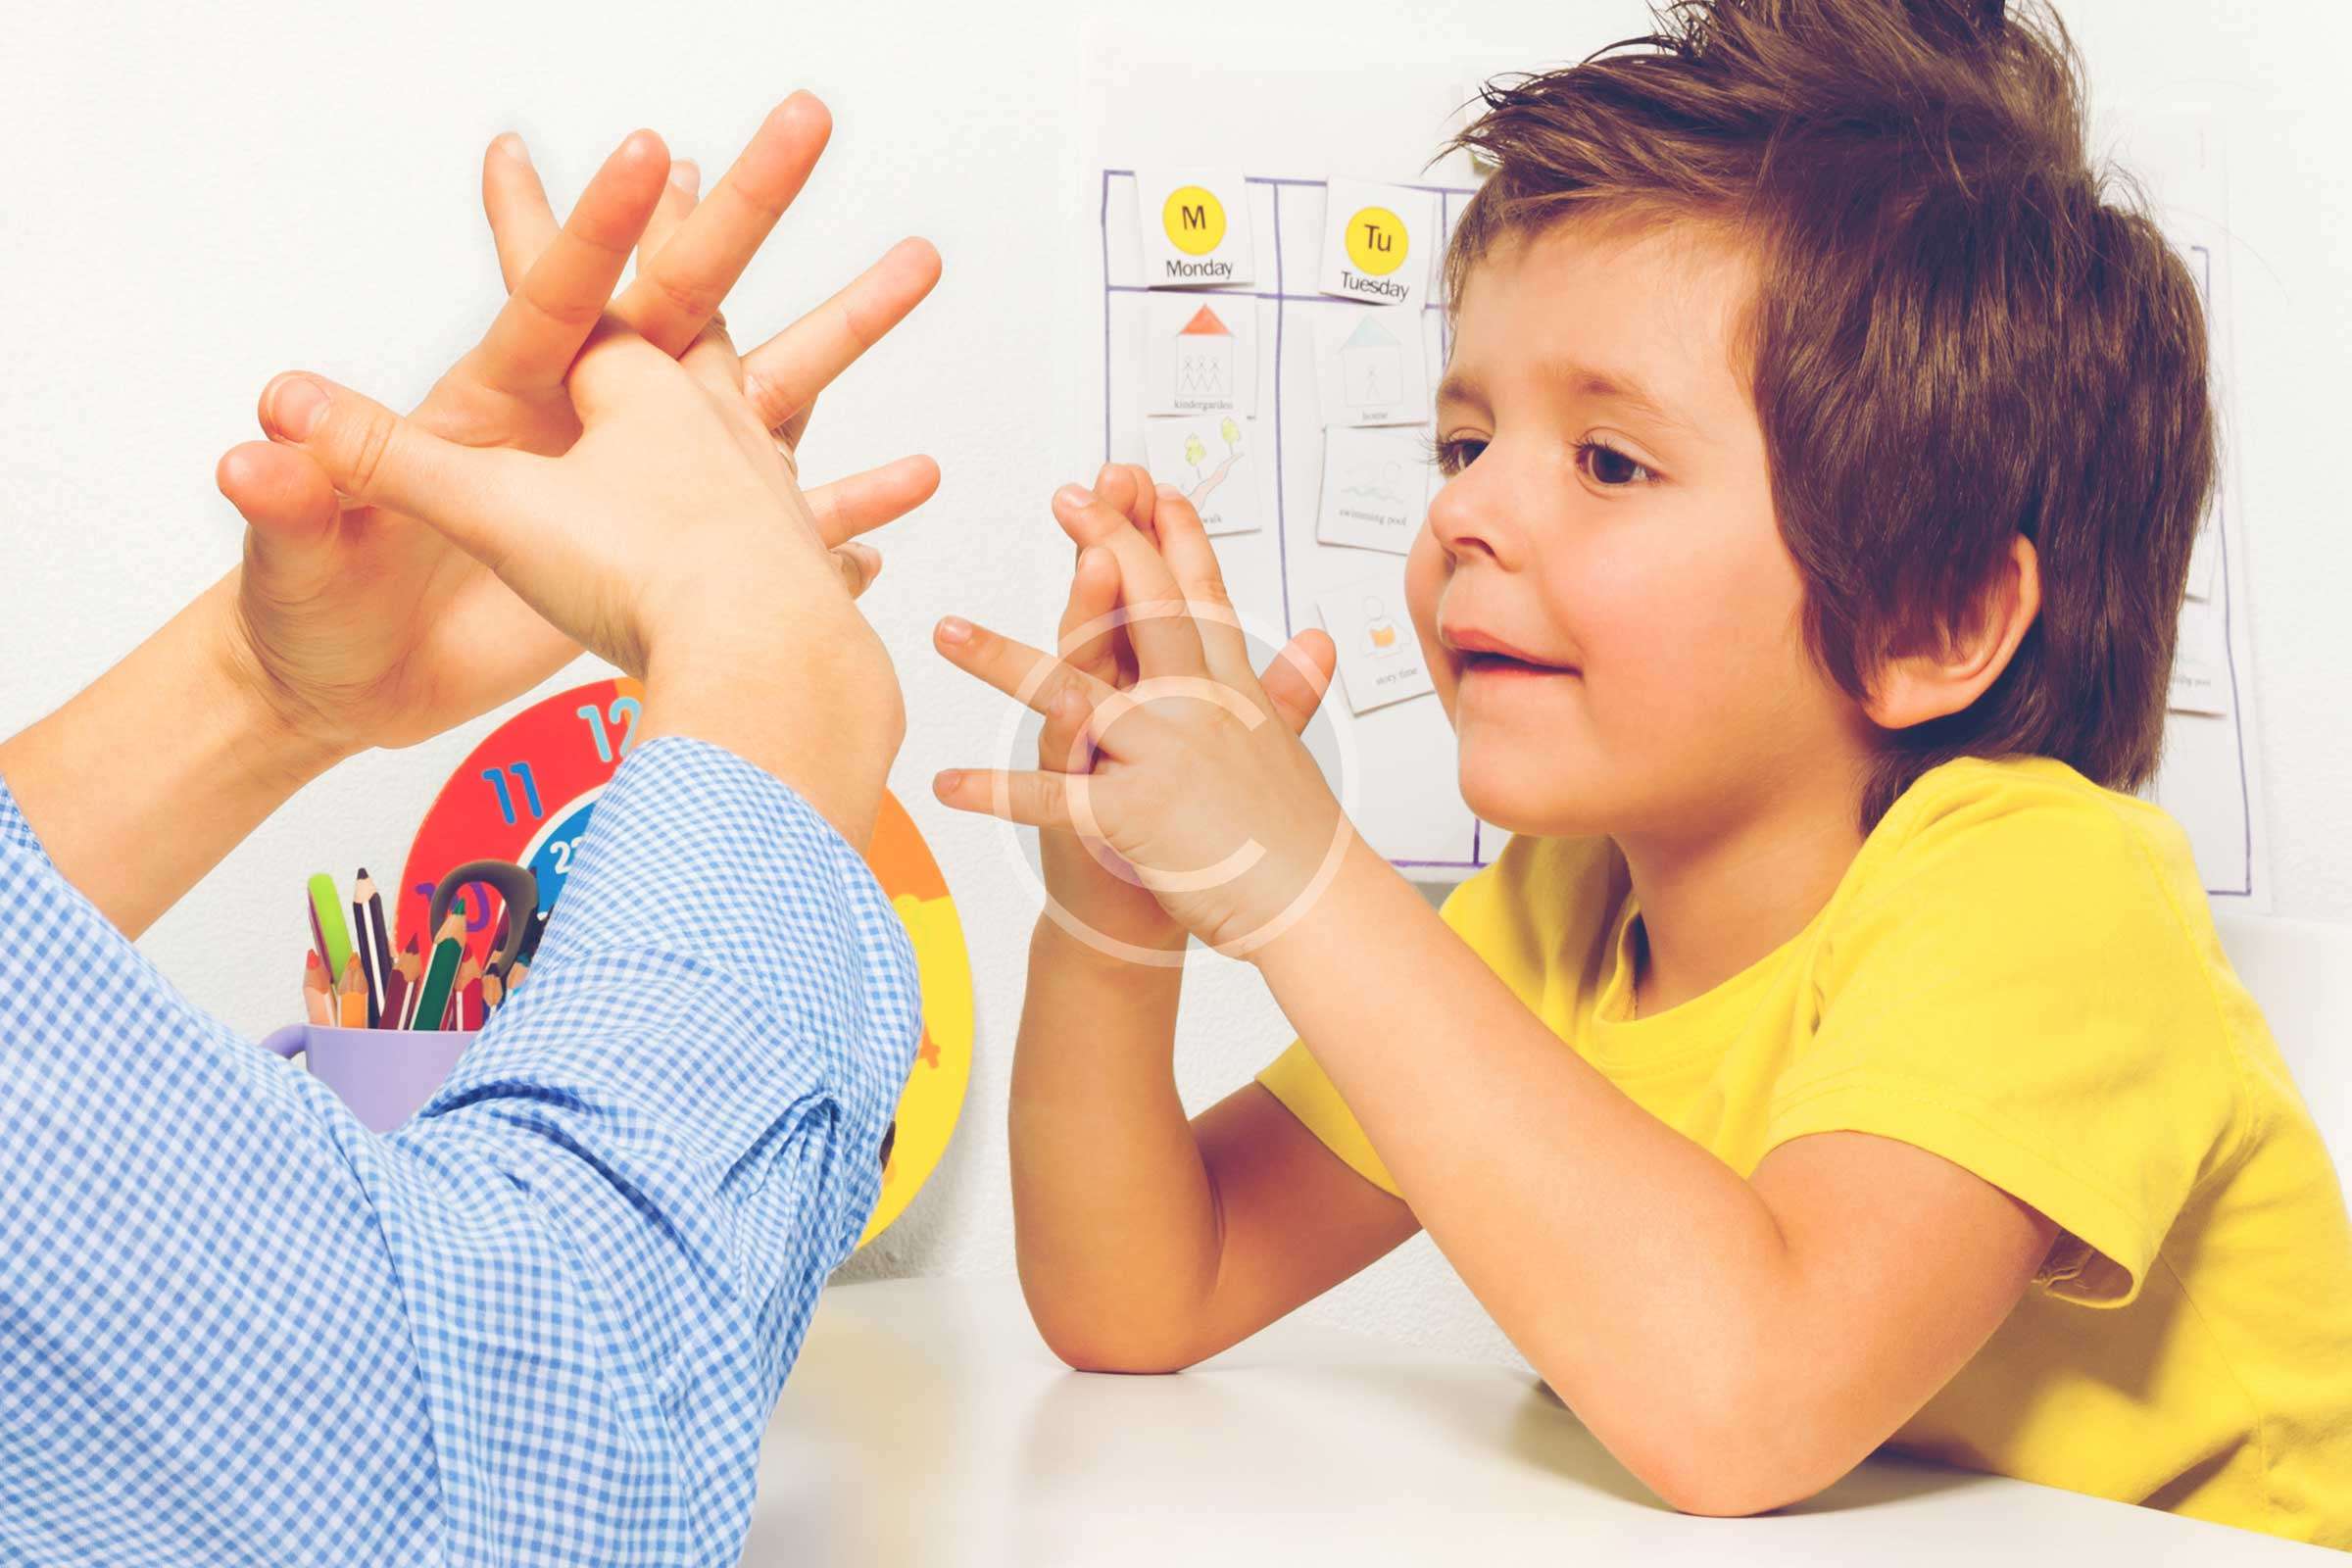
[0,574,347,939]
[1008,917,1224,1369]
[1251,839,1809,1472]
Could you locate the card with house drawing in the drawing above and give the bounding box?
[1320,578,1435,714]
[1144,414,1264,536]
[1315,304,1430,427]
[1143,293,1256,416]
[1317,424,1432,554]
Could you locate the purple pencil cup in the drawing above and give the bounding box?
[260,1024,476,1132]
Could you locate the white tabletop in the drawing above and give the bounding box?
[748,1275,2329,1565]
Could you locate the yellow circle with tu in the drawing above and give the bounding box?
[1344,205,1408,276]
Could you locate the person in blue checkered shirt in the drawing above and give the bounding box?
[0,101,942,1566]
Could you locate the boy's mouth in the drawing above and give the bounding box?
[1441,624,1580,679]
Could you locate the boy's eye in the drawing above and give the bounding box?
[1578,440,1656,487]
[1431,435,1487,475]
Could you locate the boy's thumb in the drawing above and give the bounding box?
[257,372,517,563]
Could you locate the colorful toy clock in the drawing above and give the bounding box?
[399,676,971,1250]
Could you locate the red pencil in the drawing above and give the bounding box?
[453,956,484,1031]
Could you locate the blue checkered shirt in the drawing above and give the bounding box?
[0,736,922,1566]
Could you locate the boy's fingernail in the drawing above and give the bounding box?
[934,769,961,794]
[668,158,701,194]
[267,375,330,442]
[1156,483,1184,501]
[1054,484,1097,511]
[493,131,529,164]
[937,615,972,644]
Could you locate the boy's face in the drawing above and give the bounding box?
[1406,216,1869,841]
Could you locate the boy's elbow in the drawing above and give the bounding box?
[1034,1319,1200,1377]
[1021,1285,1208,1377]
[1571,1369,1866,1521]
[1647,1456,1840,1520]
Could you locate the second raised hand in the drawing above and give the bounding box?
[930,482,1352,958]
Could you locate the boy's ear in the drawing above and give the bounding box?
[1862,534,2041,732]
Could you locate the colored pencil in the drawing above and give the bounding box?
[380,963,409,1034]
[308,895,330,972]
[303,951,332,1025]
[506,959,529,995]
[337,955,368,1029]
[411,914,465,1034]
[480,970,505,1014]
[354,869,393,1028]
[395,934,423,1028]
[454,956,484,1031]
[308,873,355,982]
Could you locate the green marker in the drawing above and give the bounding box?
[410,929,464,1033]
[308,873,355,982]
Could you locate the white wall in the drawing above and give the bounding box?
[1,0,2344,1370]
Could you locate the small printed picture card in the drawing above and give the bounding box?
[1145,415,1263,536]
[1317,177,1437,308]
[1135,171,1255,288]
[1144,292,1255,416]
[2168,599,2230,716]
[1315,304,1430,427]
[1316,425,1431,555]
[1320,578,1435,714]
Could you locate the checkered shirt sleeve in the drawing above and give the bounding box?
[0,735,921,1566]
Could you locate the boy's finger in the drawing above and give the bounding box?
[472,129,670,395]
[613,92,831,357]
[1091,462,1159,543]
[930,766,1077,834]
[480,133,558,291]
[1048,485,1205,679]
[1056,545,1125,682]
[933,616,1137,757]
[1259,629,1338,735]
[739,236,943,436]
[258,372,534,569]
[803,454,940,548]
[1149,482,1252,682]
[1042,550,1125,773]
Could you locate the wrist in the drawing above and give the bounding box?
[199,575,356,788]
[641,616,905,849]
[1030,906,1189,977]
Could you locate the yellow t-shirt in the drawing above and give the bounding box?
[1258,757,2352,1547]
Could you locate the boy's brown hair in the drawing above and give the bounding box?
[1445,0,2214,827]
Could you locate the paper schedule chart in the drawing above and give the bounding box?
[1099,168,1496,872]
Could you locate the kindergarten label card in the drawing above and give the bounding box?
[1145,415,1263,536]
[1320,578,1434,714]
[1144,292,1256,416]
[1317,178,1437,308]
[1317,425,1431,554]
[1315,304,1430,428]
[1135,171,1255,287]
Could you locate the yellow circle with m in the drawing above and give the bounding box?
[1163,185,1227,256]
[1344,205,1408,276]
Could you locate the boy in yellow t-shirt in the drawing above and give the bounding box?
[929,0,2352,1546]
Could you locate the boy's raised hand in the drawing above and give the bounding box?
[218,96,941,760]
[932,482,1348,957]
